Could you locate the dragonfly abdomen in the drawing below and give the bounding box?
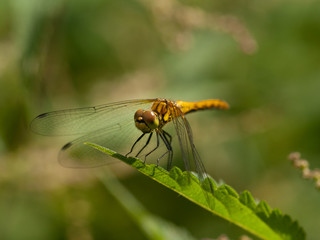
[176,99,229,115]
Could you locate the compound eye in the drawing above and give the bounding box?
[134,109,144,121]
[134,109,149,133]
[142,111,159,130]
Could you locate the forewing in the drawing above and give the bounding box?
[30,99,155,135]
[31,99,155,167]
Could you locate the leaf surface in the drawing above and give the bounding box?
[86,142,306,240]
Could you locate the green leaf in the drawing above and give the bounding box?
[85,142,306,240]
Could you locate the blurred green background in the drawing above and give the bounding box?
[0,0,319,239]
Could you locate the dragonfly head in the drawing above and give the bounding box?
[134,109,159,133]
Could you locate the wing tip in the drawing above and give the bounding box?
[36,112,49,119]
[30,113,49,132]
[62,142,73,151]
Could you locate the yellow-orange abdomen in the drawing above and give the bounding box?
[176,99,229,115]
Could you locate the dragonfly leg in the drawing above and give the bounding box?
[136,132,153,158]
[162,130,173,170]
[163,130,172,144]
[126,133,146,157]
[158,131,173,168]
[144,132,160,163]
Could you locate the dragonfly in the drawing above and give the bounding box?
[31,98,229,192]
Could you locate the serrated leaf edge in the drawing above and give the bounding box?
[85,142,305,240]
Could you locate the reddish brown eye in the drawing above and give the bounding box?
[142,111,155,123]
[134,109,149,133]
[142,111,159,130]
[134,109,144,119]
[134,109,159,133]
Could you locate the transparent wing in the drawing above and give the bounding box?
[171,104,213,193]
[30,99,156,136]
[58,118,141,167]
[31,99,156,167]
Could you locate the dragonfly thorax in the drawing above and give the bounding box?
[134,109,160,133]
